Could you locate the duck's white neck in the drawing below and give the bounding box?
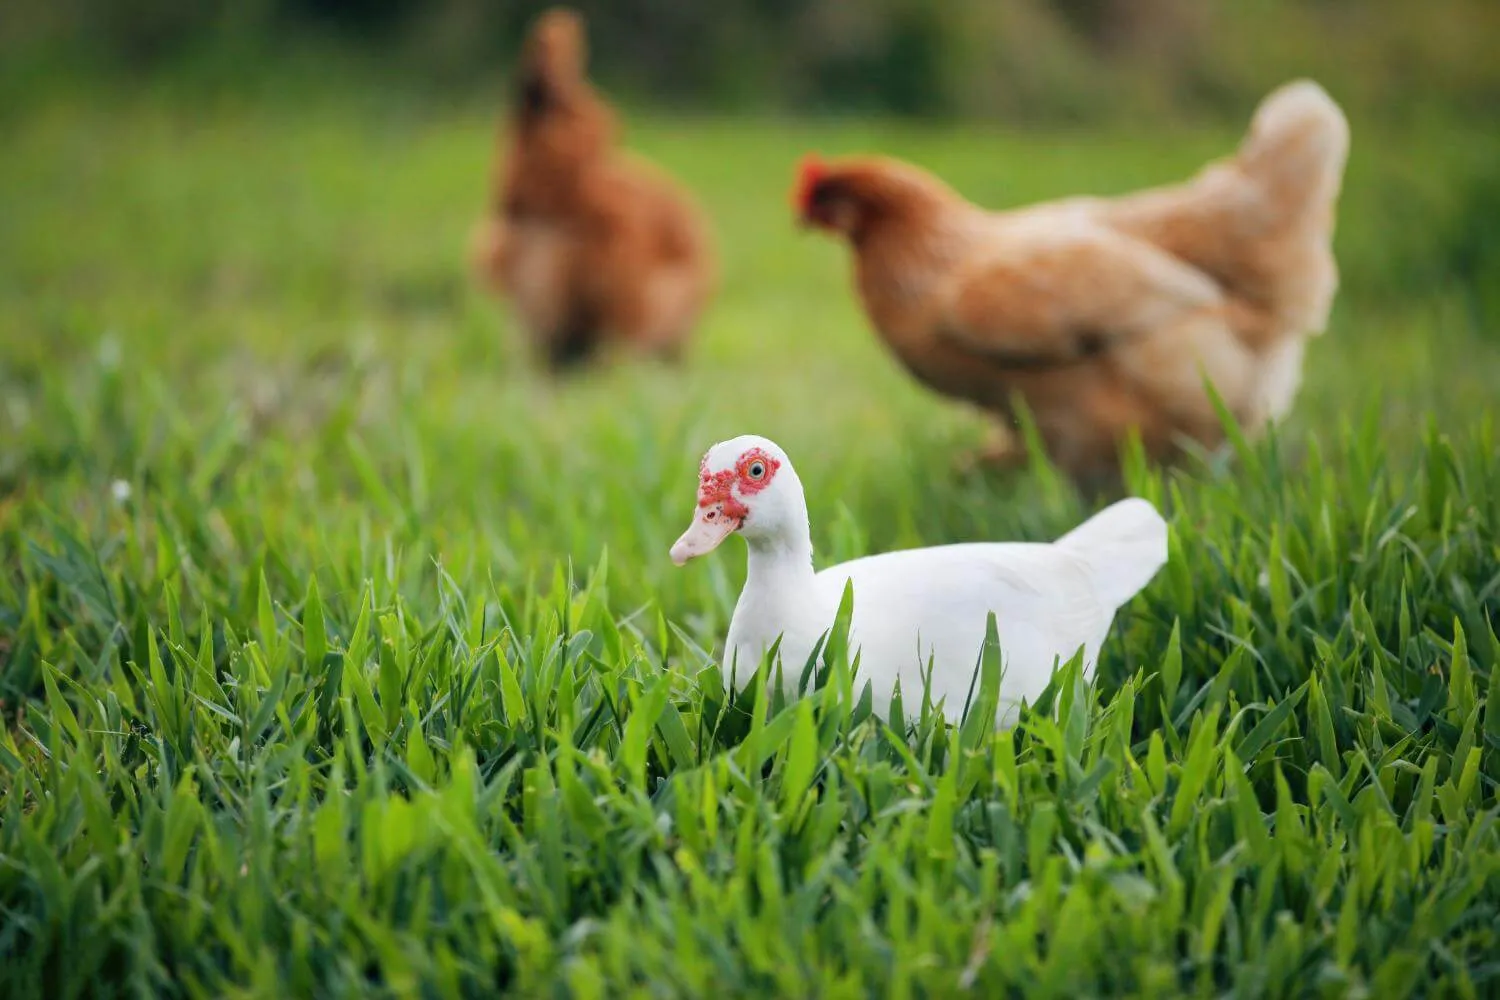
[741,486,817,593]
[744,529,816,591]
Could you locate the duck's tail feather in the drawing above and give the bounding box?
[1056,498,1168,610]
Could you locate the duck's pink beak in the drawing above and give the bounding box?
[669,504,740,565]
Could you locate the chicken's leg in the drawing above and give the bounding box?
[955,424,1027,475]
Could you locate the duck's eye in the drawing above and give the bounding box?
[748,461,766,480]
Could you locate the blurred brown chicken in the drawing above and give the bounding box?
[471,8,715,370]
[794,80,1349,481]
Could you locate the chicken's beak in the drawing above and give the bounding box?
[669,505,739,565]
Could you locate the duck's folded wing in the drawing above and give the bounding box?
[969,545,1110,639]
[830,544,1110,652]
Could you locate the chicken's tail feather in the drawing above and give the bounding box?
[1056,498,1168,611]
[1237,80,1350,224]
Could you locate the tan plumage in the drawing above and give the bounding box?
[795,80,1350,481]
[471,8,715,370]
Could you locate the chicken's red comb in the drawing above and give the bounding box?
[792,153,827,213]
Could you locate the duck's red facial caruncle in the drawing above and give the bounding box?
[670,447,781,565]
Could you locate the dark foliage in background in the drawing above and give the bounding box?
[3,0,1498,121]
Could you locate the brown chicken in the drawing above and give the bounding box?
[794,80,1349,482]
[471,8,715,370]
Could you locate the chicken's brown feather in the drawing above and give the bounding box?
[804,80,1349,480]
[471,7,715,368]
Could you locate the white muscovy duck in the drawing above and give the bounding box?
[669,435,1168,726]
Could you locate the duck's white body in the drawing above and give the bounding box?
[671,436,1168,727]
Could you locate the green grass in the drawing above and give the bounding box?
[1,88,1499,997]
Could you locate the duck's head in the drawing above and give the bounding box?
[670,435,802,565]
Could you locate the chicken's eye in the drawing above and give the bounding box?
[748,461,766,480]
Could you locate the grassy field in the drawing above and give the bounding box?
[2,87,1499,997]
